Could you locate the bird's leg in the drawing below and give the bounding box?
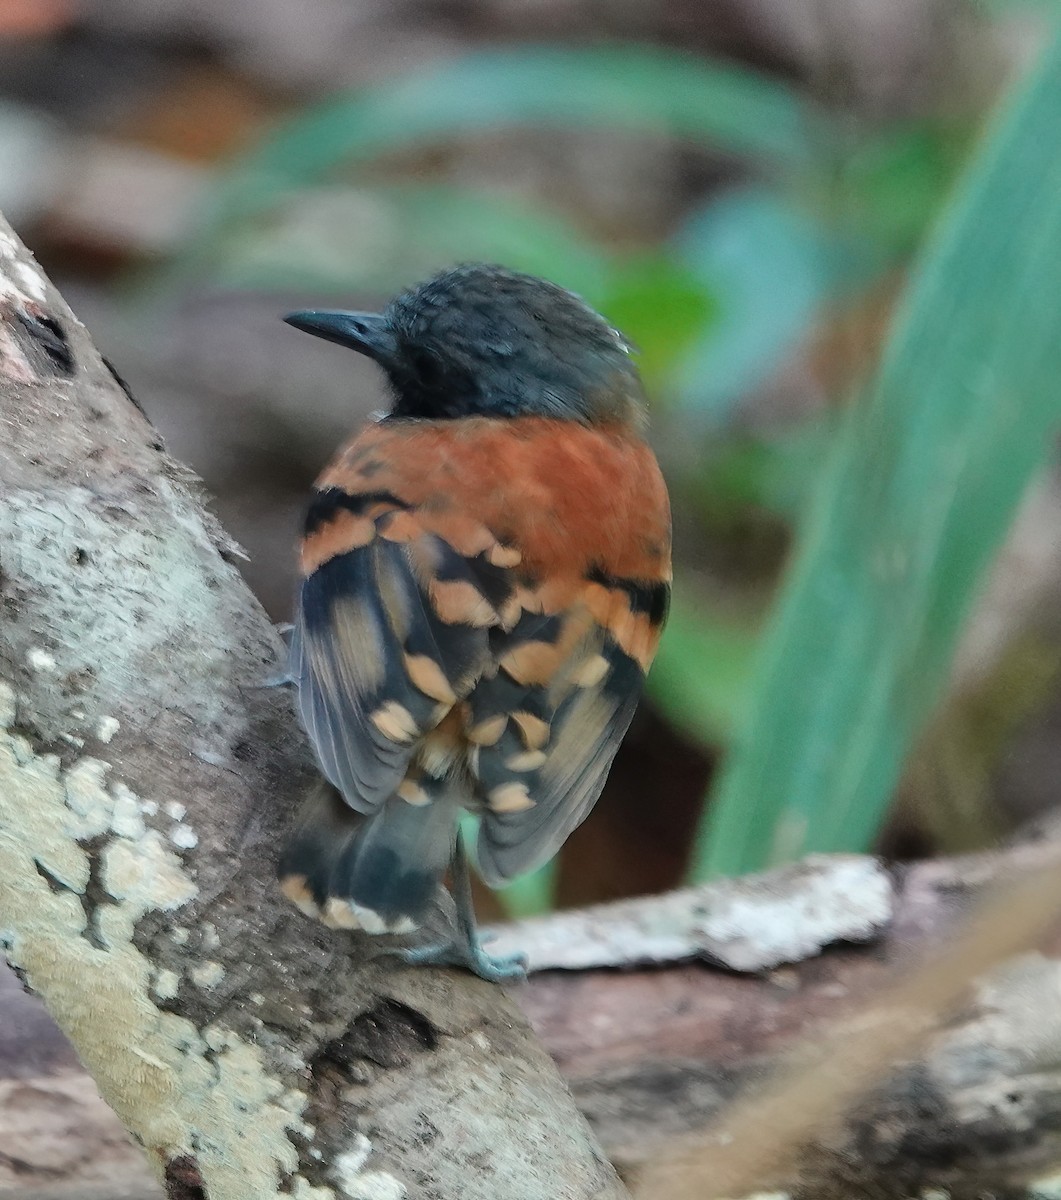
[390,829,527,984]
[453,829,529,981]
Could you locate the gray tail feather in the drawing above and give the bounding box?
[279,780,459,933]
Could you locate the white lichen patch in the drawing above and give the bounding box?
[0,226,42,285]
[488,854,893,973]
[165,800,187,821]
[153,968,181,1000]
[62,756,115,839]
[26,647,57,672]
[203,1023,236,1052]
[930,953,1061,1137]
[3,489,239,748]
[190,960,225,990]
[96,715,120,743]
[290,1181,340,1200]
[1027,1173,1061,1200]
[691,856,892,971]
[0,675,322,1200]
[333,1135,408,1200]
[171,823,199,850]
[110,782,145,839]
[102,832,197,912]
[15,259,48,302]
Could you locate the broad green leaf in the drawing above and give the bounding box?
[155,45,813,295]
[210,46,812,224]
[692,30,1061,879]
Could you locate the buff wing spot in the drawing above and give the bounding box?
[505,749,548,772]
[370,701,419,743]
[489,782,535,814]
[511,710,550,750]
[467,715,507,746]
[431,579,498,627]
[404,653,458,705]
[397,778,432,807]
[573,654,610,688]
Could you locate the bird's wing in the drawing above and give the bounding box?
[293,416,672,869]
[292,423,522,813]
[470,572,669,885]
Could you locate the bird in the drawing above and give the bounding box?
[277,263,671,982]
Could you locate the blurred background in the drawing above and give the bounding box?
[3,0,1060,918]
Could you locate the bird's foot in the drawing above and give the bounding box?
[375,936,527,984]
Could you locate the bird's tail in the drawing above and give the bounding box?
[278,779,459,934]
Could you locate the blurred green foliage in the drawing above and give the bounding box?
[194,44,814,226]
[699,28,1061,876]
[163,23,1061,907]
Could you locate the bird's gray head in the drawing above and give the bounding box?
[284,263,646,426]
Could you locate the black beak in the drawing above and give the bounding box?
[282,310,396,363]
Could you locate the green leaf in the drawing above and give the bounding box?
[692,30,1061,880]
[219,45,810,213]
[159,45,812,294]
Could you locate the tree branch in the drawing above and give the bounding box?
[0,213,625,1200]
[7,845,1061,1197]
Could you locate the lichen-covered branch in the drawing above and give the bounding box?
[0,213,625,1200]
[488,853,893,972]
[7,846,1061,1198]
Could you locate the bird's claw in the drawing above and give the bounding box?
[369,938,526,984]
